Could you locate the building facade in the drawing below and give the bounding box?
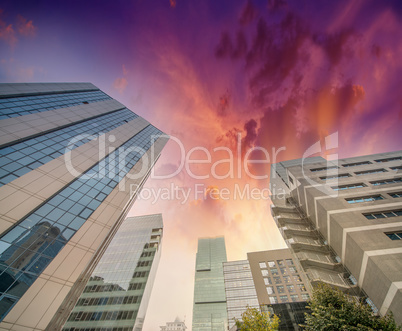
[223,260,259,329]
[62,214,163,331]
[192,237,228,331]
[269,151,402,324]
[160,316,187,331]
[0,83,168,330]
[224,249,311,331]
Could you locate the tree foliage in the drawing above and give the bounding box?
[303,283,400,330]
[235,307,280,331]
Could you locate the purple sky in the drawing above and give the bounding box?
[1,0,402,329]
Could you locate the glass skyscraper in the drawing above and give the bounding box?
[62,214,163,331]
[0,83,168,330]
[192,237,228,331]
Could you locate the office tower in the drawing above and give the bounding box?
[62,214,163,331]
[160,316,187,331]
[0,83,168,330]
[269,151,402,324]
[192,237,228,331]
[223,249,311,331]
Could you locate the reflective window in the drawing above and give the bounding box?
[259,262,267,269]
[0,90,111,119]
[0,125,162,320]
[0,108,138,186]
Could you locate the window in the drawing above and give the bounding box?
[342,161,372,167]
[285,259,294,266]
[276,285,285,294]
[346,195,384,203]
[259,262,267,269]
[264,277,272,285]
[389,192,402,198]
[349,275,357,285]
[283,276,290,283]
[289,176,294,184]
[297,284,307,292]
[270,268,279,276]
[274,277,282,284]
[280,295,289,303]
[267,286,275,295]
[261,269,269,277]
[289,266,297,273]
[301,293,310,300]
[364,210,402,219]
[390,166,402,170]
[276,260,284,266]
[370,177,402,186]
[269,296,278,304]
[385,232,402,240]
[355,168,387,176]
[280,268,287,275]
[374,156,402,163]
[290,294,299,302]
[287,284,295,293]
[310,166,338,172]
[332,183,366,191]
[267,261,275,267]
[293,275,302,282]
[320,173,351,181]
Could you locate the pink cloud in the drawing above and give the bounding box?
[16,14,36,37]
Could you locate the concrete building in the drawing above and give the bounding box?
[192,237,228,331]
[62,214,163,331]
[224,249,311,331]
[160,316,187,331]
[0,83,168,330]
[269,151,402,324]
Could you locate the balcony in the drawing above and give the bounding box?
[286,235,328,252]
[307,267,357,292]
[270,204,297,216]
[296,251,342,271]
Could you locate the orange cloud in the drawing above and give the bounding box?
[113,64,129,93]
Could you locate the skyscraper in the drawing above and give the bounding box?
[223,248,311,331]
[269,151,402,324]
[62,214,163,331]
[0,83,168,330]
[192,237,228,331]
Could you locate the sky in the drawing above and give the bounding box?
[1,0,402,329]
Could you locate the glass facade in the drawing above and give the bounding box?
[62,214,163,331]
[0,108,138,186]
[0,83,168,327]
[0,90,111,119]
[0,125,162,318]
[193,237,228,331]
[223,260,259,329]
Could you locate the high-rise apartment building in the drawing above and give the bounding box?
[160,316,187,331]
[192,237,228,331]
[224,249,311,331]
[62,214,163,331]
[0,83,168,330]
[269,151,402,324]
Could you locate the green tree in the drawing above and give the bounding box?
[235,307,280,331]
[303,283,400,330]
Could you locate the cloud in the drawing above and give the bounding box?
[241,118,258,151]
[239,0,257,26]
[0,13,17,47]
[113,64,128,93]
[170,0,177,8]
[16,14,36,37]
[313,28,356,66]
[113,77,128,93]
[217,89,231,116]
